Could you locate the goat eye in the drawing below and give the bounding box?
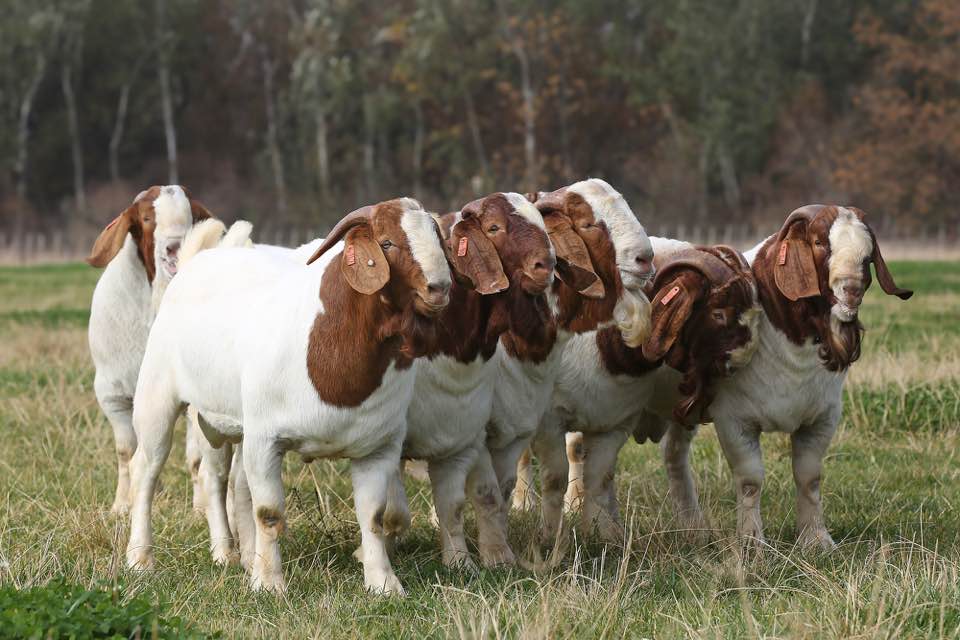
[711,310,726,323]
[487,225,499,234]
[581,222,593,230]
[814,239,822,246]
[380,240,393,250]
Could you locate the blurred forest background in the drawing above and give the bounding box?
[1,0,958,248]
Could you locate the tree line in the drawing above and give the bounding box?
[1,0,957,238]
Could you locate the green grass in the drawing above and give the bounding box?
[1,261,958,638]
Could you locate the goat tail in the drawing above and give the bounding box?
[220,220,254,249]
[179,218,227,266]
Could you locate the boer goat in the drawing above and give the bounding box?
[126,198,451,595]
[478,178,655,549]
[87,185,212,514]
[660,205,912,548]
[535,241,760,542]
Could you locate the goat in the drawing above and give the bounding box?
[87,185,212,514]
[476,178,655,549]
[125,198,451,596]
[534,241,761,542]
[656,205,912,548]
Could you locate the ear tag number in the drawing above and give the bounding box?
[345,244,356,266]
[458,237,468,257]
[661,285,681,305]
[778,243,788,265]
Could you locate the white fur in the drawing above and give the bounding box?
[400,198,450,290]
[828,208,873,322]
[568,178,654,290]
[504,192,546,230]
[125,208,449,596]
[88,187,204,516]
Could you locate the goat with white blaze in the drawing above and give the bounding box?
[126,198,451,595]
[659,205,912,548]
[482,178,655,545]
[87,185,213,514]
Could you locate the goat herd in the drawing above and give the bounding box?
[85,180,912,596]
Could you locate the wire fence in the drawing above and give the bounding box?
[1,222,957,265]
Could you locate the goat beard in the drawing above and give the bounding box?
[505,281,556,347]
[379,301,439,361]
[614,285,652,348]
[816,313,863,372]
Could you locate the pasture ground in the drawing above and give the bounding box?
[1,261,958,638]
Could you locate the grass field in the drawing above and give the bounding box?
[1,261,958,638]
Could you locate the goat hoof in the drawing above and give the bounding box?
[480,545,516,568]
[798,527,836,552]
[365,572,405,597]
[442,552,477,571]
[250,572,286,594]
[126,548,155,571]
[212,546,239,567]
[110,502,130,516]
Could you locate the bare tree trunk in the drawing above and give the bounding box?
[156,0,178,184]
[61,58,86,215]
[14,52,47,257]
[717,143,741,218]
[697,137,712,222]
[261,52,288,214]
[412,100,424,199]
[498,5,537,191]
[558,50,573,181]
[362,93,376,200]
[315,108,330,202]
[801,0,819,67]
[463,88,490,189]
[109,83,132,183]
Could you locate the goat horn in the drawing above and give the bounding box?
[653,249,735,290]
[532,186,569,212]
[306,204,376,265]
[776,204,827,241]
[460,197,486,219]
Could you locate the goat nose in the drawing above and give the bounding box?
[167,242,180,257]
[426,281,450,306]
[843,282,864,299]
[635,255,654,275]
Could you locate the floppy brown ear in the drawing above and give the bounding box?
[87,206,136,267]
[869,232,913,300]
[543,210,604,299]
[340,226,389,295]
[642,276,697,361]
[845,212,913,300]
[773,221,820,301]
[189,199,214,223]
[449,221,508,295]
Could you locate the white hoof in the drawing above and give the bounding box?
[480,544,516,568]
[365,571,405,597]
[126,547,155,571]
[798,527,836,552]
[250,572,286,594]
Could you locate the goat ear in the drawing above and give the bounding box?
[773,222,819,301]
[340,226,389,295]
[543,211,604,299]
[449,220,508,295]
[86,206,136,267]
[851,213,913,300]
[642,276,696,361]
[189,198,214,223]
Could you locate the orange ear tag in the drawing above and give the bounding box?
[661,285,681,305]
[778,243,788,265]
[345,244,356,266]
[457,237,468,257]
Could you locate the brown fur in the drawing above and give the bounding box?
[306,201,443,406]
[86,185,213,284]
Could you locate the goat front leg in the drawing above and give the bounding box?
[792,418,838,551]
[714,419,765,547]
[488,437,532,525]
[428,446,479,568]
[564,432,585,513]
[351,442,407,596]
[229,444,255,573]
[467,447,516,567]
[185,406,208,513]
[661,421,708,534]
[94,380,136,515]
[243,436,286,593]
[579,430,629,543]
[531,411,569,545]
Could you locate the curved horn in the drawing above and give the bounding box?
[306,205,376,265]
[460,197,486,219]
[532,186,569,212]
[776,204,826,241]
[653,249,734,290]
